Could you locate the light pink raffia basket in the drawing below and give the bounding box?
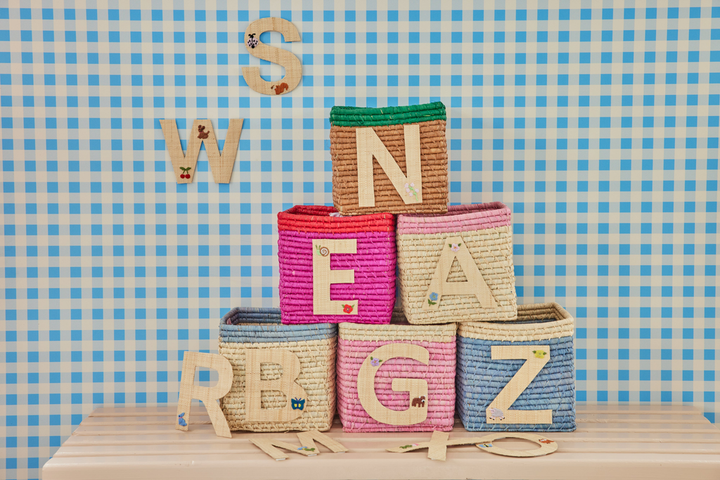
[396,202,518,324]
[336,312,457,432]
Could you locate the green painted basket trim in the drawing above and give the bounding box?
[330,102,446,127]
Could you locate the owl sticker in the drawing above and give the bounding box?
[291,398,306,410]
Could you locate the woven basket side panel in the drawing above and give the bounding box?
[279,230,396,324]
[397,226,517,324]
[330,121,448,215]
[456,335,575,432]
[218,337,336,432]
[337,338,456,432]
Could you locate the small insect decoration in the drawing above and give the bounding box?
[370,356,382,367]
[477,443,493,448]
[291,397,306,410]
[179,167,192,179]
[538,438,554,445]
[532,350,547,359]
[342,304,354,314]
[246,33,258,49]
[178,412,187,427]
[197,125,209,139]
[314,245,329,256]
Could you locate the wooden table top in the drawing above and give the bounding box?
[42,404,720,480]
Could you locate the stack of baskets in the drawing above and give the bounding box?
[216,102,576,434]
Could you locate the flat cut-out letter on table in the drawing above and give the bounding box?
[176,351,234,438]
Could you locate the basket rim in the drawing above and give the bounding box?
[278,205,395,233]
[458,302,574,338]
[397,202,510,227]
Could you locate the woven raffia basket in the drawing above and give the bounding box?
[330,102,449,216]
[456,303,576,432]
[278,205,396,324]
[396,202,518,324]
[218,307,337,432]
[337,312,457,432]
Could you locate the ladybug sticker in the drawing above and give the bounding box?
[246,33,258,49]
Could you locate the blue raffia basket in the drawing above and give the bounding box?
[456,302,576,432]
[218,307,338,432]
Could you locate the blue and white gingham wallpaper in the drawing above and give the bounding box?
[1,1,719,478]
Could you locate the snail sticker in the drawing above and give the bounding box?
[314,245,329,257]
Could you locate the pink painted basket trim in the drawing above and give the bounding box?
[396,202,511,235]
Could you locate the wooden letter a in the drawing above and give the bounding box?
[424,235,498,310]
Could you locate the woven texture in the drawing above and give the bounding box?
[396,202,518,324]
[337,316,457,432]
[330,102,449,215]
[456,303,576,432]
[277,206,396,324]
[217,308,337,432]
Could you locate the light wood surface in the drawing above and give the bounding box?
[244,349,307,423]
[43,404,720,480]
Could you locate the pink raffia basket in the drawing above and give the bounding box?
[337,313,457,432]
[277,205,396,324]
[396,202,518,324]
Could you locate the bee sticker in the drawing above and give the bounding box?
[532,350,547,359]
[291,397,306,410]
[178,412,187,427]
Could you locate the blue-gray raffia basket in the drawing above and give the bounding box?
[218,307,337,432]
[456,302,575,432]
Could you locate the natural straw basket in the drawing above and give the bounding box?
[456,303,576,432]
[396,202,518,324]
[278,205,396,324]
[330,102,449,216]
[218,307,337,432]
[337,313,457,432]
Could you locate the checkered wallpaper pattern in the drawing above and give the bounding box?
[1,1,719,478]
